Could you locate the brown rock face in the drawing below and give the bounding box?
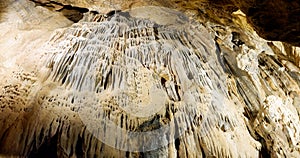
[1,0,300,158]
[177,0,300,46]
[28,0,300,46]
[232,0,300,46]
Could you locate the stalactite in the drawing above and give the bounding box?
[1,0,300,157]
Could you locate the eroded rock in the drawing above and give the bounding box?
[1,0,300,157]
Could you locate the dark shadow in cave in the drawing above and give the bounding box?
[29,132,58,158]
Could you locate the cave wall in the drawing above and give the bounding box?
[0,0,300,157]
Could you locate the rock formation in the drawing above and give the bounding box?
[0,0,300,157]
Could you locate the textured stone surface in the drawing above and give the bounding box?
[28,0,300,46]
[1,0,300,157]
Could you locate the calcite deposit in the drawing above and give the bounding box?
[0,0,300,157]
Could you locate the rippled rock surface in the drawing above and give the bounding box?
[1,0,300,157]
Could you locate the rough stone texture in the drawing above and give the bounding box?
[1,0,300,158]
[169,0,300,46]
[30,0,300,46]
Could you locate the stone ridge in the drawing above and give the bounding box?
[41,10,258,155]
